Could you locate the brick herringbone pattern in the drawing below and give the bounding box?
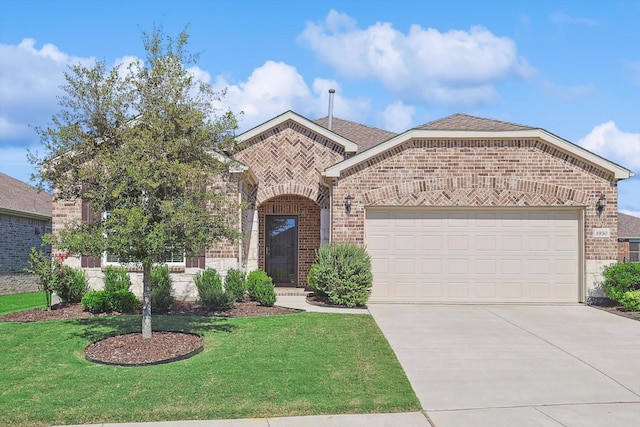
[235,120,345,208]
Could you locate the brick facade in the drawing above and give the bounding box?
[258,195,321,287]
[330,138,617,261]
[0,213,50,273]
[234,119,346,287]
[51,113,631,300]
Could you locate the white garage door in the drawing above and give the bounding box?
[365,208,581,303]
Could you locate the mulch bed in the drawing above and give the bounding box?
[0,299,301,366]
[588,304,640,321]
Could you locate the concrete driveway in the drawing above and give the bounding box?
[369,304,640,427]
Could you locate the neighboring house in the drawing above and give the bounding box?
[0,173,52,275]
[52,111,634,303]
[618,213,640,262]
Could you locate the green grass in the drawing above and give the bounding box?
[0,312,420,426]
[0,292,46,315]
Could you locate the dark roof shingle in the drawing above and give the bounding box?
[315,117,397,151]
[0,173,52,218]
[618,213,640,239]
[417,113,535,131]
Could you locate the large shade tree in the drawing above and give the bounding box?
[31,27,240,338]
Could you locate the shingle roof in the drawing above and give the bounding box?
[0,173,52,219]
[618,213,640,239]
[315,117,397,151]
[417,113,535,131]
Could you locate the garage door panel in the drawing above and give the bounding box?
[366,208,580,303]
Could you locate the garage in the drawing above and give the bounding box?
[365,208,582,303]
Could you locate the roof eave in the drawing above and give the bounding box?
[0,207,51,221]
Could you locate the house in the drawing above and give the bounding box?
[0,173,52,291]
[618,213,640,262]
[53,109,634,303]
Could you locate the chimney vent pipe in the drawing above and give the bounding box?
[328,89,335,130]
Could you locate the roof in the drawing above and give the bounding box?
[618,213,640,239]
[418,113,534,131]
[315,117,397,151]
[324,113,634,180]
[236,110,358,153]
[0,173,52,219]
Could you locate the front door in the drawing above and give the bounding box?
[265,215,298,286]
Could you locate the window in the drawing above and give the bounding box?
[630,241,640,262]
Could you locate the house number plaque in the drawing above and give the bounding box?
[592,228,611,238]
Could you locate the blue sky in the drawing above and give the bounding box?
[1,0,639,215]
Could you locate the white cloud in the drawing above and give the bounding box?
[298,10,533,105]
[380,101,415,132]
[578,121,640,171]
[212,61,370,131]
[0,39,96,145]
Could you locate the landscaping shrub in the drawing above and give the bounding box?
[104,266,132,292]
[310,243,373,307]
[601,262,640,301]
[306,262,325,299]
[251,280,277,307]
[247,269,272,299]
[54,266,89,303]
[81,290,111,314]
[109,290,140,313]
[620,290,640,312]
[195,268,235,311]
[225,268,247,302]
[151,265,175,313]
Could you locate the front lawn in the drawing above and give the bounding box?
[0,291,45,315]
[0,312,420,426]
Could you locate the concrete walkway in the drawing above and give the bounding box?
[368,303,640,427]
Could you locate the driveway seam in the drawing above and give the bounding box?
[480,306,640,399]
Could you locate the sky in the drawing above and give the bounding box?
[1,0,639,215]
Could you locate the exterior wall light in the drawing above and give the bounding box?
[345,194,353,214]
[596,194,606,215]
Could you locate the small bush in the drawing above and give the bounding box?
[104,266,132,292]
[252,280,277,307]
[225,268,247,302]
[81,290,111,314]
[620,290,640,312]
[311,243,373,307]
[151,265,175,313]
[247,269,272,300]
[246,269,276,306]
[54,267,89,303]
[195,269,235,311]
[306,263,326,298]
[601,262,640,301]
[109,290,140,313]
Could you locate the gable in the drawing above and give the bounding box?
[324,115,633,181]
[236,110,358,153]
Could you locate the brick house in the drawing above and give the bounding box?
[0,173,52,290]
[53,111,634,303]
[618,213,640,263]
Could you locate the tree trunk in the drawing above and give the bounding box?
[142,262,152,339]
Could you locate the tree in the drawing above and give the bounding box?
[30,26,240,338]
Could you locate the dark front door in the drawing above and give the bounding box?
[265,215,298,286]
